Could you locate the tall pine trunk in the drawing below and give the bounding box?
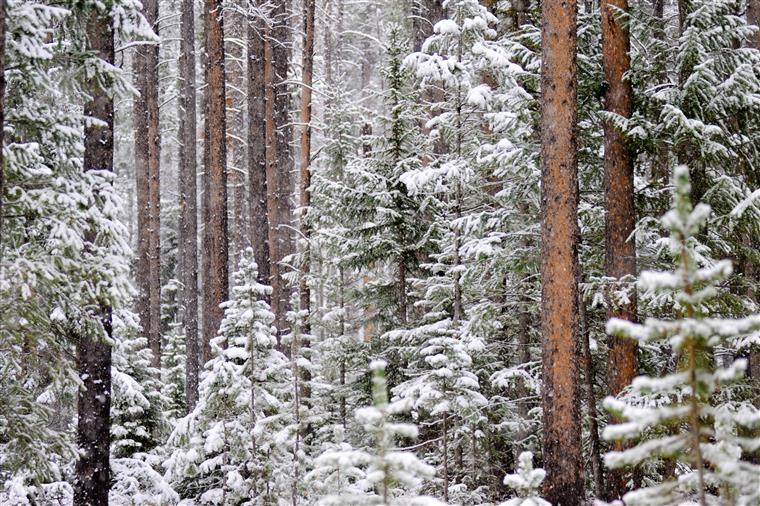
[745,0,760,389]
[248,2,270,287]
[750,0,760,49]
[178,0,199,410]
[204,0,229,352]
[299,0,314,336]
[0,0,5,250]
[296,0,315,419]
[226,3,247,264]
[133,0,162,368]
[539,0,584,503]
[74,8,114,504]
[602,0,638,499]
[266,0,295,339]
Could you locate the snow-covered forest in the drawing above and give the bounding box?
[2,0,760,504]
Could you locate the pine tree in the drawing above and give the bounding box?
[164,249,294,504]
[605,166,760,506]
[499,452,550,506]
[313,360,447,506]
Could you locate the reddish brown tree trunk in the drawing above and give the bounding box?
[178,0,199,410]
[299,0,314,334]
[133,0,161,368]
[539,0,584,503]
[204,0,229,358]
[75,9,114,504]
[248,1,270,287]
[602,0,638,499]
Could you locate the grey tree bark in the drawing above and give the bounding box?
[74,8,115,504]
[178,0,199,409]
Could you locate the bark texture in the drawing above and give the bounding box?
[412,0,445,52]
[299,0,314,333]
[178,0,199,410]
[133,0,162,368]
[539,0,584,503]
[745,0,760,388]
[204,0,229,358]
[750,0,760,49]
[579,288,604,498]
[248,1,270,287]
[265,0,295,338]
[226,3,247,265]
[75,9,114,505]
[0,0,5,249]
[602,0,638,498]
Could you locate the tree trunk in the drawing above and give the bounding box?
[247,5,270,285]
[299,0,314,337]
[650,0,669,189]
[133,0,162,368]
[204,0,229,355]
[0,0,5,250]
[266,0,295,339]
[514,283,532,459]
[178,0,199,410]
[750,0,760,49]
[75,9,114,504]
[411,0,445,52]
[200,0,213,363]
[602,0,638,498]
[539,0,584,503]
[248,1,270,287]
[226,3,247,266]
[579,286,604,498]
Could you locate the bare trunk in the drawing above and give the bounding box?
[399,261,407,325]
[511,0,531,27]
[248,1,271,287]
[204,0,229,354]
[133,0,162,368]
[299,0,314,337]
[296,0,315,430]
[263,28,281,342]
[339,267,347,428]
[226,4,247,266]
[0,0,5,251]
[579,287,604,498]
[602,0,638,498]
[411,0,445,52]
[442,412,449,503]
[743,0,760,397]
[750,0,760,49]
[539,0,584,503]
[273,0,295,336]
[178,0,199,410]
[514,286,532,459]
[650,0,669,188]
[265,0,295,339]
[75,10,114,504]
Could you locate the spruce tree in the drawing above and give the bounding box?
[605,166,760,506]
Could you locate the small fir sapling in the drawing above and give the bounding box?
[604,166,760,506]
